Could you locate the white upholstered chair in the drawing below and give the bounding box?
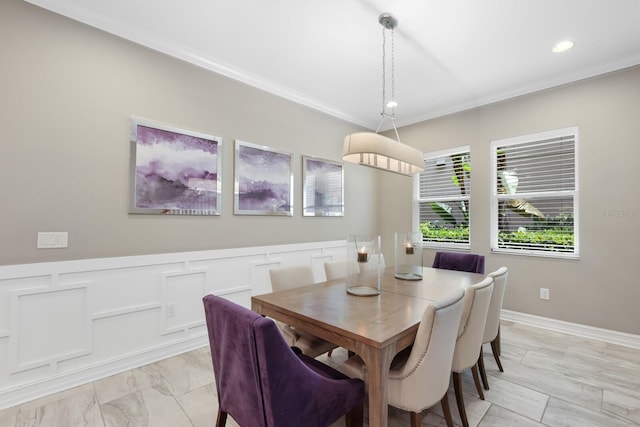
[325,255,384,279]
[478,266,508,390]
[451,277,494,427]
[269,265,315,292]
[365,253,385,270]
[341,289,466,427]
[324,260,348,281]
[269,265,337,358]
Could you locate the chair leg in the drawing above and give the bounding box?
[471,364,485,400]
[345,403,363,427]
[453,372,469,427]
[478,348,490,390]
[491,337,504,372]
[215,410,227,427]
[496,325,501,356]
[441,393,454,427]
[410,411,422,427]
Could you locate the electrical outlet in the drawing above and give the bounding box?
[167,302,177,318]
[539,288,550,300]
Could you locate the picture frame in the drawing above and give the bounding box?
[234,140,293,216]
[302,156,344,217]
[129,118,222,215]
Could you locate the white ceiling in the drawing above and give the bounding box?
[26,0,640,130]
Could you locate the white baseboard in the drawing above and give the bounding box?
[501,309,640,350]
[1,335,207,411]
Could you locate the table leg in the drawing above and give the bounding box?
[357,344,395,427]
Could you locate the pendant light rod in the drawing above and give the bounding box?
[380,14,397,118]
[375,112,401,143]
[342,12,425,176]
[378,13,398,30]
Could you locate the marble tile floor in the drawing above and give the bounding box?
[1,321,640,426]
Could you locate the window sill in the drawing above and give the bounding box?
[491,248,579,260]
[424,242,470,251]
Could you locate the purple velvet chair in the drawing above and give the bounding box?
[432,251,485,274]
[203,294,364,427]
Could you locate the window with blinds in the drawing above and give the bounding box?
[490,127,578,257]
[416,147,471,248]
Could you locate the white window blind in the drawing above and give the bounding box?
[491,127,578,257]
[416,147,471,248]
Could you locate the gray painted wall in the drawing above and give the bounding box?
[2,1,640,336]
[380,66,640,335]
[0,1,377,265]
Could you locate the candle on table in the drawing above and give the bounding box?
[357,247,369,263]
[405,241,414,255]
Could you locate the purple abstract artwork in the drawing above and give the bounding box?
[235,142,292,215]
[130,120,221,215]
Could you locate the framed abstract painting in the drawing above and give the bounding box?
[234,140,293,216]
[129,118,222,215]
[302,156,344,216]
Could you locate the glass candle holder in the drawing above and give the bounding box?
[394,232,423,280]
[346,234,381,296]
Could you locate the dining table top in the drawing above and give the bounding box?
[251,266,484,351]
[250,266,486,427]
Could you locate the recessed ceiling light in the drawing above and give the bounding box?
[552,40,574,53]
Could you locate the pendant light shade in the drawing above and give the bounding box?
[342,13,425,176]
[343,132,424,176]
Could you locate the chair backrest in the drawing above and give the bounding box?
[369,253,386,269]
[483,266,508,343]
[269,265,315,292]
[360,253,385,273]
[388,289,466,411]
[203,294,364,427]
[451,277,494,372]
[203,294,268,427]
[432,251,485,274]
[324,260,348,280]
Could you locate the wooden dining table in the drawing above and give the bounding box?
[251,266,485,427]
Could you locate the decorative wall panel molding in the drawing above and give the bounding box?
[9,283,92,374]
[1,240,638,410]
[311,252,336,282]
[251,259,282,297]
[161,269,209,335]
[0,240,346,410]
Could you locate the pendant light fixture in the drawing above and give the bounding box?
[342,13,425,176]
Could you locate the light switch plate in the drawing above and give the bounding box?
[37,232,69,248]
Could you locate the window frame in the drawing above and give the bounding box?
[413,145,472,250]
[490,127,579,259]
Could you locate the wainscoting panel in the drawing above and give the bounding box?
[251,259,283,297]
[0,240,346,410]
[161,269,209,335]
[9,283,92,374]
